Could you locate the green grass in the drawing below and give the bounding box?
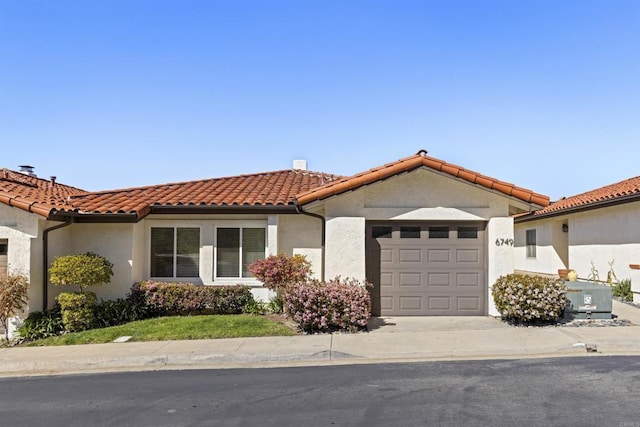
[27,315,296,346]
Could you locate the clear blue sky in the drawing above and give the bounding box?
[1,1,638,200]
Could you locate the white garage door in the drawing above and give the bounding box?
[366,223,486,316]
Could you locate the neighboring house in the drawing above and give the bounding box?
[1,151,548,320]
[514,176,640,302]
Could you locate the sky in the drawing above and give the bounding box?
[0,0,638,200]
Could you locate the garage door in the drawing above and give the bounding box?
[366,222,486,316]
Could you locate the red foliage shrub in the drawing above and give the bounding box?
[283,277,371,333]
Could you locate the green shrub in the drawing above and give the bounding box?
[613,279,633,302]
[56,292,98,332]
[93,298,146,328]
[130,281,254,317]
[18,306,64,341]
[49,252,113,293]
[492,274,567,324]
[243,299,268,315]
[267,296,284,314]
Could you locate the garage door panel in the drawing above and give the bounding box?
[427,272,450,287]
[399,249,422,263]
[380,249,393,263]
[380,272,393,287]
[427,296,451,311]
[380,296,394,311]
[456,249,480,263]
[457,272,481,287]
[428,249,450,263]
[399,272,422,287]
[399,296,423,310]
[457,296,481,311]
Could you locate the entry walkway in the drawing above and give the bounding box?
[0,300,638,377]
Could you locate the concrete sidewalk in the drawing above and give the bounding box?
[1,300,639,377]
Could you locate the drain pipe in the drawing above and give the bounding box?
[294,200,325,281]
[42,217,73,311]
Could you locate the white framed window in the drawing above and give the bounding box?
[526,229,537,258]
[150,227,201,278]
[215,226,266,279]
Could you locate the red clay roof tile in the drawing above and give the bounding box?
[64,170,341,217]
[296,151,550,207]
[2,151,551,220]
[533,175,640,216]
[0,169,85,217]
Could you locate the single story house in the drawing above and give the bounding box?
[514,176,640,303]
[1,150,550,326]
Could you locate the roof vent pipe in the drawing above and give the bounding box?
[50,176,57,186]
[293,160,308,171]
[19,165,36,176]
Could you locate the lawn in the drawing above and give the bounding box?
[27,314,297,346]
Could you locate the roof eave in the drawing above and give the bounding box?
[515,193,640,223]
[148,204,298,215]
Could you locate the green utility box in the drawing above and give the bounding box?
[563,280,612,320]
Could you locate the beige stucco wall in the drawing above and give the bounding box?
[487,217,514,316]
[47,223,137,303]
[277,214,323,280]
[514,219,568,275]
[0,204,50,313]
[515,201,640,292]
[568,202,640,282]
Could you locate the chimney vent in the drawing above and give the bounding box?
[293,160,307,171]
[19,165,36,177]
[50,176,57,186]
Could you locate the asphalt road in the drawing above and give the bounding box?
[1,356,639,427]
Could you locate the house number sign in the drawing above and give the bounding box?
[495,238,514,246]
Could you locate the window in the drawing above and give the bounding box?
[150,227,200,278]
[429,226,449,239]
[372,226,392,239]
[400,226,421,238]
[526,229,537,258]
[216,227,266,278]
[0,239,7,256]
[458,227,478,239]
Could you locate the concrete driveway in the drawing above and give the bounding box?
[367,315,508,333]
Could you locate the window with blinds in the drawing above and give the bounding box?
[150,227,200,278]
[216,227,266,278]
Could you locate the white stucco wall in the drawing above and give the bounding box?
[629,267,640,303]
[487,217,515,316]
[568,202,640,282]
[325,216,367,281]
[514,219,568,275]
[0,204,44,312]
[515,202,640,285]
[278,214,323,280]
[52,223,137,302]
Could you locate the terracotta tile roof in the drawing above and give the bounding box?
[0,169,85,217]
[531,175,640,217]
[296,150,550,207]
[64,170,342,217]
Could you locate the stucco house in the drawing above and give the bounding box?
[1,151,549,325]
[514,176,640,303]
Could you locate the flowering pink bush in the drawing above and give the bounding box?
[248,254,311,291]
[130,281,253,316]
[492,274,567,324]
[283,277,371,333]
